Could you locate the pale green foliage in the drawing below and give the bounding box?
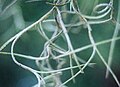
[0,0,120,87]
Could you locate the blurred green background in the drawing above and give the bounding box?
[0,0,120,87]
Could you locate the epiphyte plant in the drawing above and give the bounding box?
[0,0,120,87]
